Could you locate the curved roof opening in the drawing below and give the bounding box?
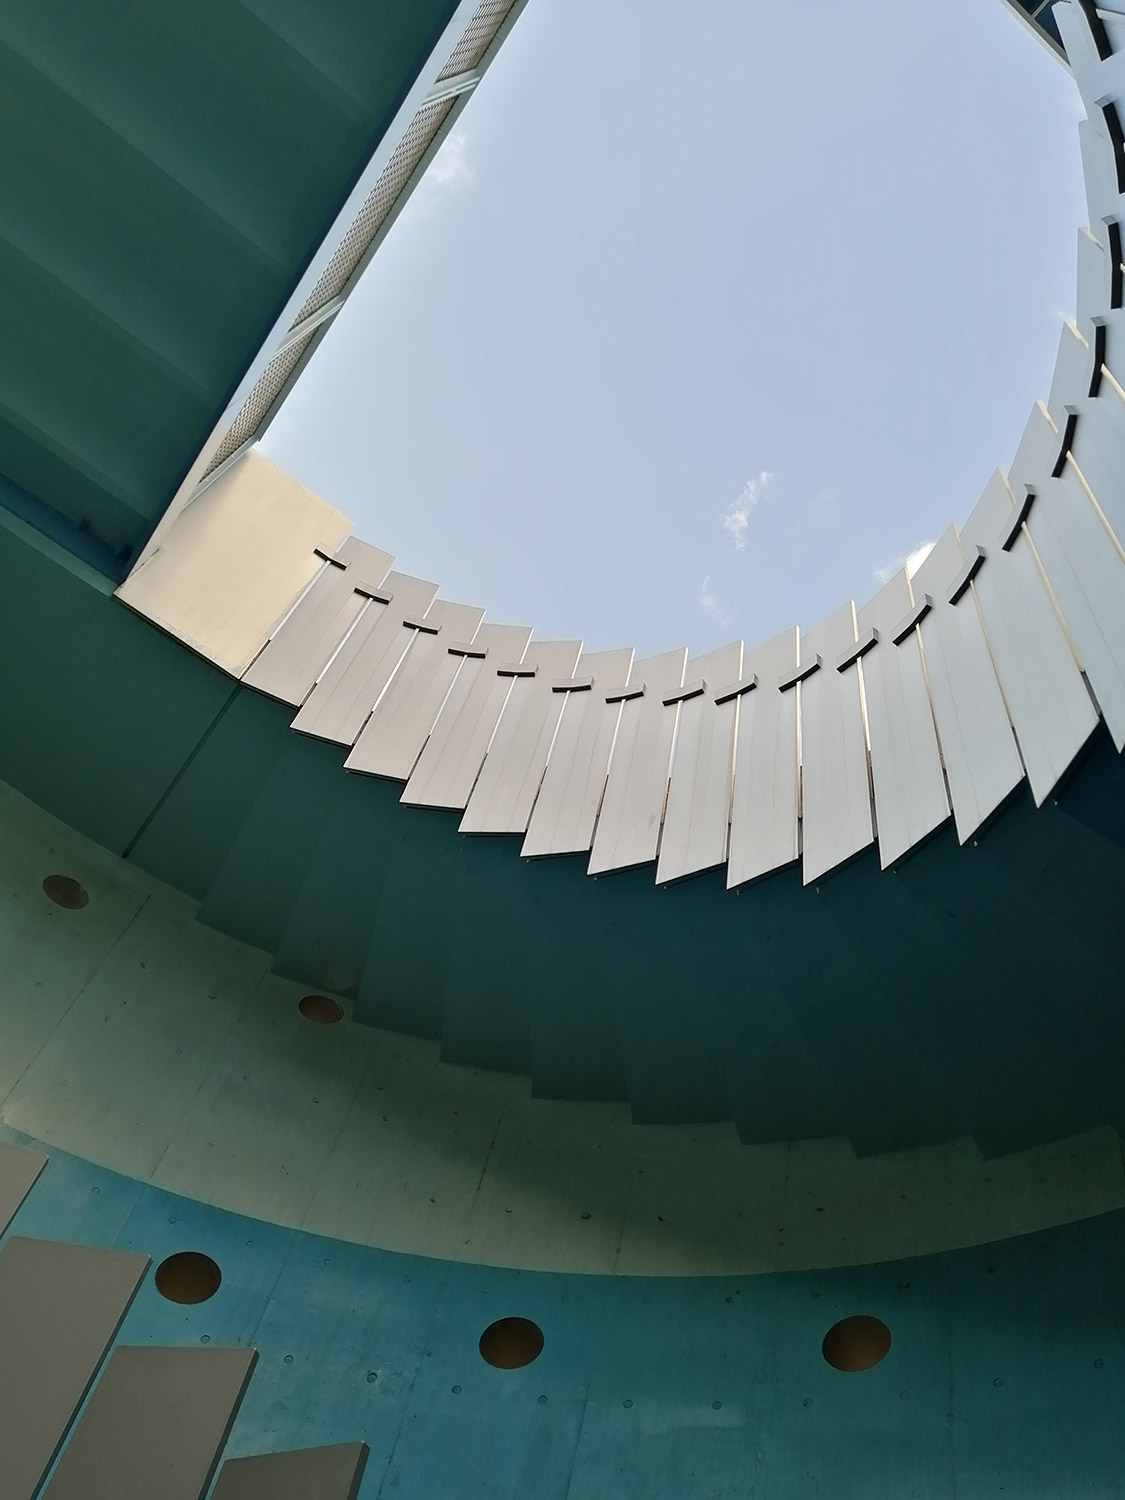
[262,0,1085,654]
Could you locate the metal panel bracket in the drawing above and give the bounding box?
[835,627,879,672]
[891,594,934,644]
[714,673,758,705]
[1000,488,1036,551]
[777,656,822,692]
[947,547,987,605]
[662,679,705,706]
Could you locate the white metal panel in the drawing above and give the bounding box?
[1076,113,1122,233]
[290,572,438,746]
[116,450,352,677]
[521,647,634,857]
[1004,401,1060,502]
[588,648,688,875]
[1076,227,1109,346]
[726,627,800,888]
[1072,373,1125,545]
[798,602,874,884]
[460,640,583,835]
[1058,2,1125,220]
[344,599,486,781]
[1100,315,1125,408]
[243,538,394,706]
[1027,461,1125,749]
[961,472,1098,804]
[910,527,1024,841]
[856,571,949,869]
[1057,1,1125,105]
[1044,322,1092,450]
[655,641,742,884]
[401,624,533,809]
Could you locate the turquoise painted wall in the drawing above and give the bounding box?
[4,1127,1122,1498]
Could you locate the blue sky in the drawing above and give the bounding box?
[262,0,1086,656]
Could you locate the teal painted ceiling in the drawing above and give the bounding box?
[0,0,461,574]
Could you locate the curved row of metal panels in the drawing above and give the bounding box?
[135,2,1125,898]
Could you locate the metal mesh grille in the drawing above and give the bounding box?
[204,336,311,474]
[295,98,454,323]
[436,0,517,79]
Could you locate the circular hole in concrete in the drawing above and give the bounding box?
[299,994,344,1025]
[155,1252,222,1305]
[479,1317,544,1369]
[822,1315,891,1372]
[42,875,88,910]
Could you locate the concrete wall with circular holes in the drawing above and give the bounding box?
[3,779,1122,1280]
[3,1126,1124,1499]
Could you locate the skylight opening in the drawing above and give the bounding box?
[263,0,1086,658]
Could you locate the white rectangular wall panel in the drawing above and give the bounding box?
[1044,321,1091,442]
[345,599,485,781]
[588,648,688,875]
[521,647,635,858]
[961,470,1097,804]
[290,572,438,746]
[798,602,875,884]
[1072,377,1125,546]
[910,526,1024,841]
[1058,4,1125,128]
[1004,401,1061,501]
[856,571,949,868]
[1077,114,1122,235]
[1076,226,1108,345]
[115,450,352,678]
[1026,461,1125,749]
[655,641,742,884]
[0,1141,45,1234]
[460,641,583,835]
[727,627,800,888]
[44,1346,257,1500]
[211,1443,370,1500]
[0,1237,149,1500]
[401,624,533,809]
[242,538,393,707]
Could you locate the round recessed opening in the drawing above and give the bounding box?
[299,994,344,1025]
[154,1251,222,1305]
[479,1316,544,1369]
[42,874,88,910]
[822,1315,891,1372]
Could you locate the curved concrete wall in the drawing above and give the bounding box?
[2,1128,1124,1498]
[2,779,1122,1278]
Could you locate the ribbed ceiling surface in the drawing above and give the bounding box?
[0,0,460,573]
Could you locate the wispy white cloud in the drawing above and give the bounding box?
[721,470,772,551]
[875,540,935,585]
[698,575,736,627]
[429,131,474,190]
